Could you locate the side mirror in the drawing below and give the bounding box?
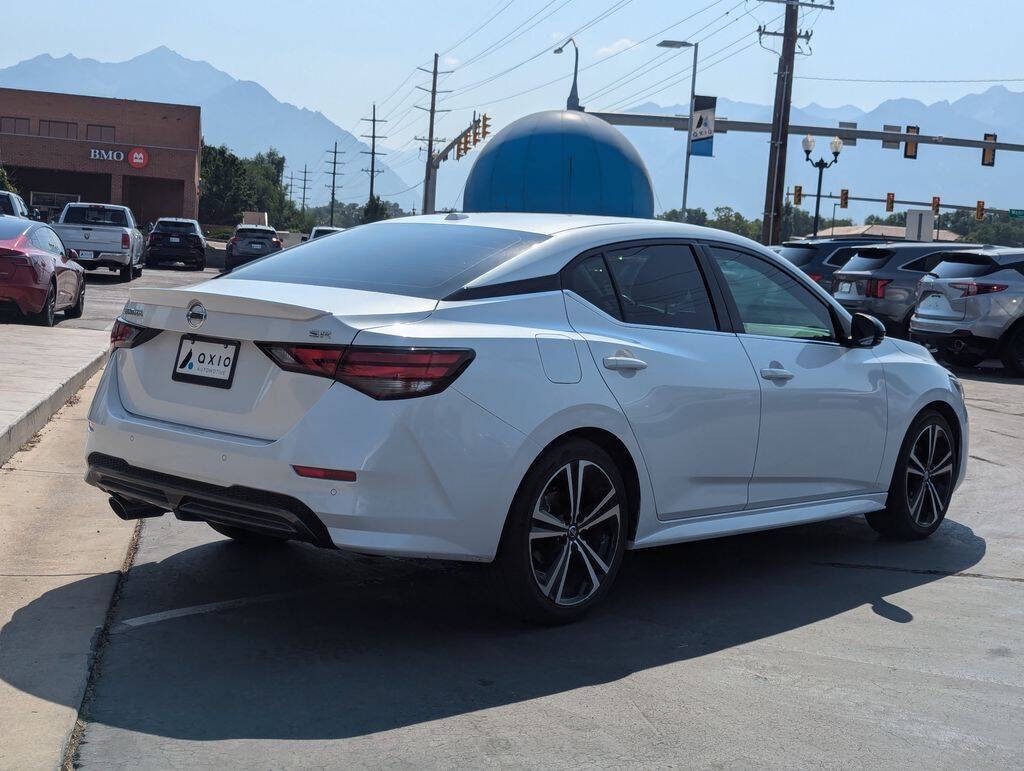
[849,312,886,348]
[29,208,43,221]
[301,236,308,242]
[67,249,79,261]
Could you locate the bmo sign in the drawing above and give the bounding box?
[89,146,149,169]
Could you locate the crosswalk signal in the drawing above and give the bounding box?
[480,114,491,139]
[976,200,985,221]
[885,192,895,213]
[840,189,849,209]
[931,196,941,215]
[982,132,997,167]
[793,185,803,206]
[904,125,919,160]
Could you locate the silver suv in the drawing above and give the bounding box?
[831,242,984,336]
[910,248,1024,374]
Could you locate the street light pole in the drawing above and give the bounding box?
[658,40,698,220]
[554,39,581,111]
[802,134,843,237]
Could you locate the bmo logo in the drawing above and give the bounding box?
[90,148,125,162]
[88,147,150,169]
[128,147,149,168]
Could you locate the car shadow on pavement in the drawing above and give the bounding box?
[0,515,985,742]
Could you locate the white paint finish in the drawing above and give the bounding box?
[535,334,581,384]
[736,335,889,506]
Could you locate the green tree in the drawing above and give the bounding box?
[360,195,389,224]
[198,143,253,225]
[964,213,1024,247]
[657,208,708,226]
[0,166,16,193]
[865,212,907,227]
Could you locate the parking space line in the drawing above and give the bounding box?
[110,588,313,634]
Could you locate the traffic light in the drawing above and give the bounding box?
[461,132,472,157]
[480,114,491,139]
[982,132,997,166]
[839,189,849,209]
[931,196,941,215]
[471,119,480,145]
[904,125,919,160]
[793,185,803,206]
[455,138,464,160]
[976,200,985,221]
[885,192,895,213]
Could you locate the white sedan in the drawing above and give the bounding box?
[85,213,968,622]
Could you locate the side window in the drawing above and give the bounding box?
[711,247,836,341]
[604,244,718,331]
[902,251,948,273]
[564,255,621,319]
[824,247,854,268]
[45,228,66,255]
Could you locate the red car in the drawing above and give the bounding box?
[0,217,85,326]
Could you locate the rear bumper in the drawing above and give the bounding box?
[148,246,205,261]
[0,282,46,314]
[74,251,132,268]
[909,328,999,359]
[836,299,907,332]
[84,356,537,561]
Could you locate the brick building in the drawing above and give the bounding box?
[0,87,200,224]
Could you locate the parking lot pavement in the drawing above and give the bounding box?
[0,372,1015,768]
[62,265,220,332]
[0,373,136,770]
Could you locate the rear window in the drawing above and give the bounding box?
[841,249,895,272]
[0,217,30,239]
[155,220,199,234]
[62,206,128,227]
[229,222,549,299]
[932,259,1001,279]
[236,228,276,238]
[778,244,817,267]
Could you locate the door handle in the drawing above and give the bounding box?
[603,355,648,371]
[760,367,794,382]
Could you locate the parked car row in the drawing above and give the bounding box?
[779,236,1024,374]
[0,216,85,326]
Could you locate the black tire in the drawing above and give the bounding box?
[119,264,132,282]
[492,439,628,624]
[999,325,1024,376]
[31,282,57,326]
[193,257,206,271]
[64,280,85,319]
[866,410,957,539]
[207,522,290,545]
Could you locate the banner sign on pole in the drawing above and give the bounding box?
[690,95,717,157]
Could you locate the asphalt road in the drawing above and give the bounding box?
[1,371,1020,766]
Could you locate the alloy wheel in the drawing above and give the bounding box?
[905,424,954,527]
[529,460,622,607]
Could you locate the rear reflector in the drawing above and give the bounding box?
[257,343,475,400]
[110,318,161,350]
[292,465,357,482]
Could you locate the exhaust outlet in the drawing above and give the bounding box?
[108,495,166,521]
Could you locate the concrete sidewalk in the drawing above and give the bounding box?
[0,324,109,466]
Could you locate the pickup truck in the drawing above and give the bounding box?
[52,203,145,282]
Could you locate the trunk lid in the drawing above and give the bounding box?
[54,224,124,253]
[115,279,437,439]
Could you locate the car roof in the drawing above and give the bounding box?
[934,247,1024,263]
[236,224,275,230]
[157,217,195,223]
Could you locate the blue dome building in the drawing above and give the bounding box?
[463,110,654,219]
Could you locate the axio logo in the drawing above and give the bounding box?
[89,148,125,161]
[128,147,149,169]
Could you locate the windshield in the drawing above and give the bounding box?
[62,207,128,227]
[778,245,817,267]
[155,220,199,234]
[230,222,549,299]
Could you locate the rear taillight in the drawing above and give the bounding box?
[147,233,156,246]
[808,273,823,284]
[257,344,475,400]
[866,279,891,298]
[271,237,282,247]
[950,282,1008,297]
[110,318,161,350]
[0,248,30,265]
[121,232,131,249]
[227,237,239,247]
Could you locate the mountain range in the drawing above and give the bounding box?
[1,47,1021,223]
[0,47,418,210]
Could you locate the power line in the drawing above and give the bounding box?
[795,75,1024,84]
[440,0,517,56]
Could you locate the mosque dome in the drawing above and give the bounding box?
[463,110,654,218]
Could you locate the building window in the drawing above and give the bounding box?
[39,120,78,139]
[86,124,116,142]
[1,116,30,135]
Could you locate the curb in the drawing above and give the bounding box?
[0,348,108,467]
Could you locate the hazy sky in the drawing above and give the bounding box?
[5,0,1022,154]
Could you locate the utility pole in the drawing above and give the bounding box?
[416,53,453,214]
[325,141,344,226]
[758,0,833,245]
[361,104,387,202]
[297,164,311,213]
[286,171,294,203]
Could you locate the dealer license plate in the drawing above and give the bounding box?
[169,236,181,243]
[172,335,240,389]
[78,250,94,260]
